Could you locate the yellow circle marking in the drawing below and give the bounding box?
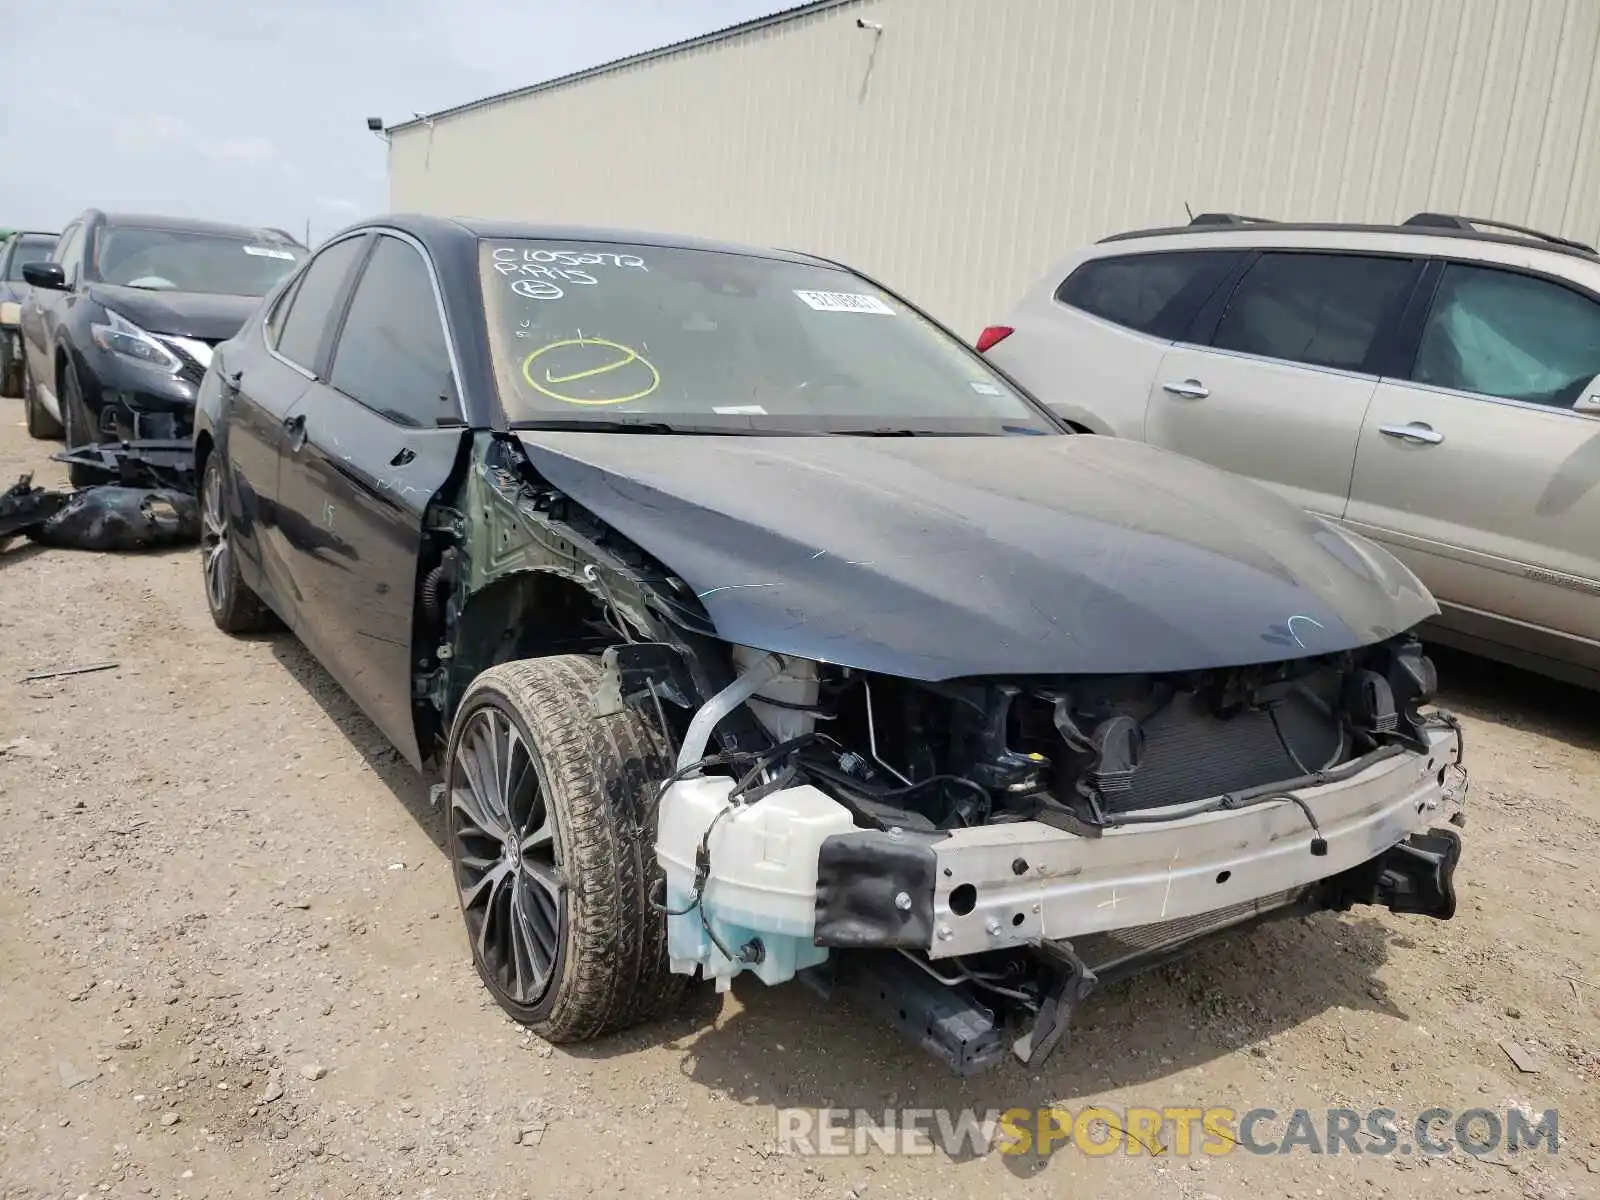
[521,337,660,406]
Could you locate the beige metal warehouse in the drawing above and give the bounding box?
[387,0,1600,338]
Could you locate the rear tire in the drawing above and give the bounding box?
[22,354,62,439]
[445,654,686,1042]
[199,450,277,634]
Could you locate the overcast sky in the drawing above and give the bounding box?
[0,0,782,243]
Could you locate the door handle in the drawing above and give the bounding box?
[1162,378,1209,399]
[389,447,415,467]
[221,368,243,393]
[282,412,307,452]
[1379,421,1444,446]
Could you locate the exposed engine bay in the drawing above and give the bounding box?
[622,630,1466,1075]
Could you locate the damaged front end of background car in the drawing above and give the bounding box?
[411,431,1468,1077]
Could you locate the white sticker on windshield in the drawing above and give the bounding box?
[793,289,894,315]
[969,381,1003,396]
[713,405,767,415]
[243,245,296,260]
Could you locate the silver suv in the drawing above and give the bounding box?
[984,212,1600,689]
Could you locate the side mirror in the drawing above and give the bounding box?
[1573,374,1600,415]
[22,262,66,290]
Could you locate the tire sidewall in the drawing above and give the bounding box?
[443,684,574,1025]
[200,453,234,619]
[21,353,38,424]
[61,361,85,446]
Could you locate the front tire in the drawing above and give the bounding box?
[60,361,101,486]
[22,354,62,439]
[199,450,277,634]
[445,655,685,1041]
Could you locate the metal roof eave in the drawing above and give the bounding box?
[386,0,856,135]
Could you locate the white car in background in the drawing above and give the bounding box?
[982,211,1600,689]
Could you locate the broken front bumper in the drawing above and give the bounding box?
[54,439,196,492]
[813,722,1467,958]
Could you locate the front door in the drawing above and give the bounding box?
[1144,251,1422,520]
[1346,260,1600,677]
[273,232,466,768]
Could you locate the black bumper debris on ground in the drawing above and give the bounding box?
[0,439,199,554]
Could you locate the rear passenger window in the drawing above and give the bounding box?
[1210,252,1414,371]
[327,235,455,427]
[276,235,366,371]
[1412,264,1600,408]
[1056,250,1238,335]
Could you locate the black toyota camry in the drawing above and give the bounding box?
[193,215,1466,1074]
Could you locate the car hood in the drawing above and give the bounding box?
[516,431,1438,680]
[86,284,259,341]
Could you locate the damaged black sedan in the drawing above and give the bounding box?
[194,216,1467,1074]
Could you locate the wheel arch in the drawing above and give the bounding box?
[433,569,632,756]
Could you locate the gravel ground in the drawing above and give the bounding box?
[1,398,1597,1200]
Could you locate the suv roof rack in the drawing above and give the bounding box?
[1099,210,1599,260]
[1401,211,1595,254]
[1188,212,1277,226]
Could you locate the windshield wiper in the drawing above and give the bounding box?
[826,427,924,437]
[509,418,756,435]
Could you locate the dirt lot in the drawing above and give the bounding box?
[1,398,1597,1200]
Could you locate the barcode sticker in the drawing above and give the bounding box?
[793,289,894,315]
[243,245,297,260]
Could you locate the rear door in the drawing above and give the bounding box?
[223,233,369,608]
[273,231,467,768]
[1346,260,1600,674]
[1144,251,1423,519]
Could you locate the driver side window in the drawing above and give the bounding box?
[326,235,456,428]
[1411,264,1600,407]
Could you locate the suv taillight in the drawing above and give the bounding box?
[975,325,1013,353]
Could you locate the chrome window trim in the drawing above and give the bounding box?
[1168,341,1382,384]
[337,226,467,425]
[1376,376,1600,420]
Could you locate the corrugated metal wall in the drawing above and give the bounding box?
[389,0,1600,337]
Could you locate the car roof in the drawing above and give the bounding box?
[350,212,837,269]
[96,211,302,244]
[7,230,58,240]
